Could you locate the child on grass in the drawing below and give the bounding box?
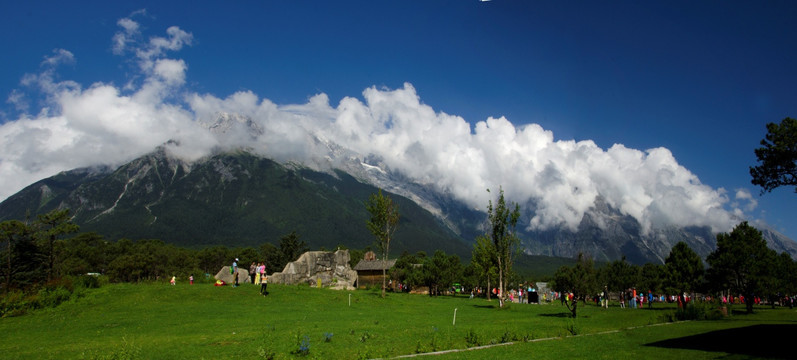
[260,274,268,296]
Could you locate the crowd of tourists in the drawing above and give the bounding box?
[466,285,797,310]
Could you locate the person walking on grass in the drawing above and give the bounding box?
[232,258,239,287]
[602,286,609,308]
[260,273,268,296]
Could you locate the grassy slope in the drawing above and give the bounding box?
[1,283,795,359]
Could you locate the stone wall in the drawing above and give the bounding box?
[269,250,357,290]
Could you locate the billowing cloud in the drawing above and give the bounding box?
[1,17,209,202]
[0,16,749,236]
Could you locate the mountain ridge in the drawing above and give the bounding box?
[2,112,795,264]
[0,147,470,258]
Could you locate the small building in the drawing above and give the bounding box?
[353,255,397,289]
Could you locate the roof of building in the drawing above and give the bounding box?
[353,259,397,271]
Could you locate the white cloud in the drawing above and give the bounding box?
[153,59,187,85]
[41,49,75,67]
[733,188,758,213]
[6,89,28,112]
[134,26,192,72]
[0,17,744,238]
[112,10,144,55]
[0,19,209,203]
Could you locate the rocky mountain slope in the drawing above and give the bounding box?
[0,147,469,257]
[2,113,794,264]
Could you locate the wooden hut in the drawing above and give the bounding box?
[353,256,397,289]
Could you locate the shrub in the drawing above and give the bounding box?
[663,302,725,322]
[0,275,103,317]
[464,328,481,347]
[256,345,275,360]
[48,277,75,293]
[500,329,517,343]
[38,286,72,308]
[0,290,28,317]
[257,325,277,360]
[294,335,310,356]
[75,275,101,289]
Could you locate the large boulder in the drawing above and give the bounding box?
[269,250,357,290]
[215,266,250,285]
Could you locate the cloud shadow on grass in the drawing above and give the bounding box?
[645,324,795,359]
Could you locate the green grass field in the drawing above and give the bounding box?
[1,282,794,359]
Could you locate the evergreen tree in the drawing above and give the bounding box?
[35,209,79,281]
[664,242,703,307]
[706,222,776,314]
[0,220,42,292]
[750,117,797,194]
[601,256,639,294]
[552,253,597,317]
[277,231,308,271]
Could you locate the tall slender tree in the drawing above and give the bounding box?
[486,188,520,308]
[366,189,400,298]
[35,209,79,281]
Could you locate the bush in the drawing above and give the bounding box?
[48,277,75,293]
[464,328,481,347]
[663,302,725,322]
[38,286,72,308]
[75,275,101,289]
[291,334,310,356]
[0,275,102,317]
[0,290,29,317]
[500,329,518,343]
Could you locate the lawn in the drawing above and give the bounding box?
[1,282,794,359]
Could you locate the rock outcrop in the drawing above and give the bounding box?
[215,266,250,285]
[269,250,357,290]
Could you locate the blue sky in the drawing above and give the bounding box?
[1,1,795,240]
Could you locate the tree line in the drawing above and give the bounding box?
[4,193,796,320]
[0,209,322,292]
[550,222,797,317]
